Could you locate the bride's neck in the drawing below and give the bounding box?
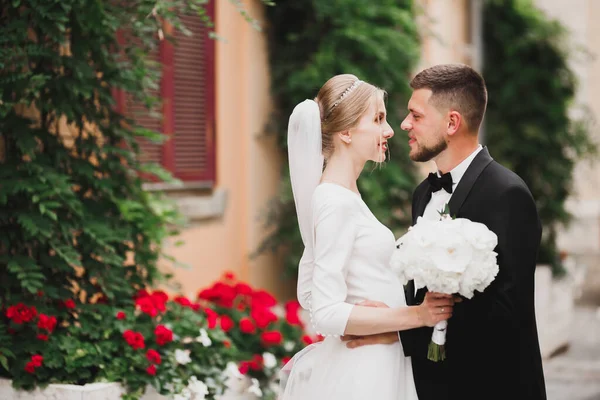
[321,152,364,192]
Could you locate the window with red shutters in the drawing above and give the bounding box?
[121,2,216,187]
[172,13,215,183]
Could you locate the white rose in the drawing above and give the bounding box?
[427,221,473,274]
[175,349,192,365]
[283,341,295,352]
[248,378,263,397]
[262,352,277,369]
[222,361,247,393]
[459,219,498,250]
[187,376,209,399]
[196,328,212,347]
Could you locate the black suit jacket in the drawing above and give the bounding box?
[399,147,547,400]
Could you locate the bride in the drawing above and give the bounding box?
[279,74,455,400]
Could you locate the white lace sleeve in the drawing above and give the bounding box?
[309,191,357,336]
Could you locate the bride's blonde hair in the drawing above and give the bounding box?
[315,74,385,160]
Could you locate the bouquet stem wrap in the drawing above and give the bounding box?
[428,320,447,362]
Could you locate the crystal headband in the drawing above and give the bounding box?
[324,80,363,120]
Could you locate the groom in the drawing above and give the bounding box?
[345,64,546,400]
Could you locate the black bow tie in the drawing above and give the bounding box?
[427,172,453,194]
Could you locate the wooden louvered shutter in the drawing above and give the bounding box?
[170,10,216,184]
[123,35,164,171]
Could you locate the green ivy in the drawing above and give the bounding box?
[0,0,268,396]
[261,0,421,277]
[483,0,597,276]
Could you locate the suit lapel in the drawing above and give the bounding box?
[406,183,431,304]
[447,147,494,217]
[414,186,432,224]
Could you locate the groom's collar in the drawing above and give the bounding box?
[435,145,483,189]
[446,146,494,216]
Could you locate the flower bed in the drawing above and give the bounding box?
[0,273,316,399]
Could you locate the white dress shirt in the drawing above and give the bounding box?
[422,145,483,221]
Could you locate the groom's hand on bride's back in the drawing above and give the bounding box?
[342,300,399,348]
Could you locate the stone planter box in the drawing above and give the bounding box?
[535,264,576,358]
[0,378,260,400]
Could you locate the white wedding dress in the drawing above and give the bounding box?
[280,183,418,400]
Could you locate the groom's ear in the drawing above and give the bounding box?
[446,111,462,136]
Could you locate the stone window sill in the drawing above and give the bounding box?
[143,181,227,222]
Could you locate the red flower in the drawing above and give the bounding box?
[198,288,217,301]
[151,291,168,312]
[146,364,157,376]
[37,314,57,332]
[285,300,303,326]
[174,296,192,308]
[234,283,253,296]
[154,325,173,346]
[302,335,314,345]
[31,355,43,367]
[116,311,126,320]
[251,290,277,309]
[212,282,236,307]
[135,290,168,317]
[239,317,256,334]
[261,331,283,346]
[251,354,263,370]
[37,334,49,341]
[24,362,36,374]
[134,289,150,299]
[223,271,235,281]
[123,330,145,350]
[250,307,278,329]
[146,349,162,365]
[219,315,234,332]
[223,340,231,348]
[6,303,37,324]
[63,299,76,309]
[204,308,218,329]
[191,303,201,311]
[282,356,292,365]
[239,355,262,375]
[135,297,158,317]
[238,361,250,375]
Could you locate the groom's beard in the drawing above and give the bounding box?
[409,136,447,162]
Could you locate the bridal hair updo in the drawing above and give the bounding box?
[315,74,385,159]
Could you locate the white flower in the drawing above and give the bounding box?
[271,304,285,318]
[195,328,212,347]
[248,378,263,397]
[262,352,277,369]
[283,341,295,352]
[187,376,209,399]
[460,218,498,250]
[391,216,499,299]
[223,362,246,393]
[173,388,192,400]
[175,349,192,365]
[224,361,244,379]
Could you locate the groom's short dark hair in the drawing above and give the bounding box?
[410,64,487,132]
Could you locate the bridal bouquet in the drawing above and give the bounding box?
[390,206,499,361]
